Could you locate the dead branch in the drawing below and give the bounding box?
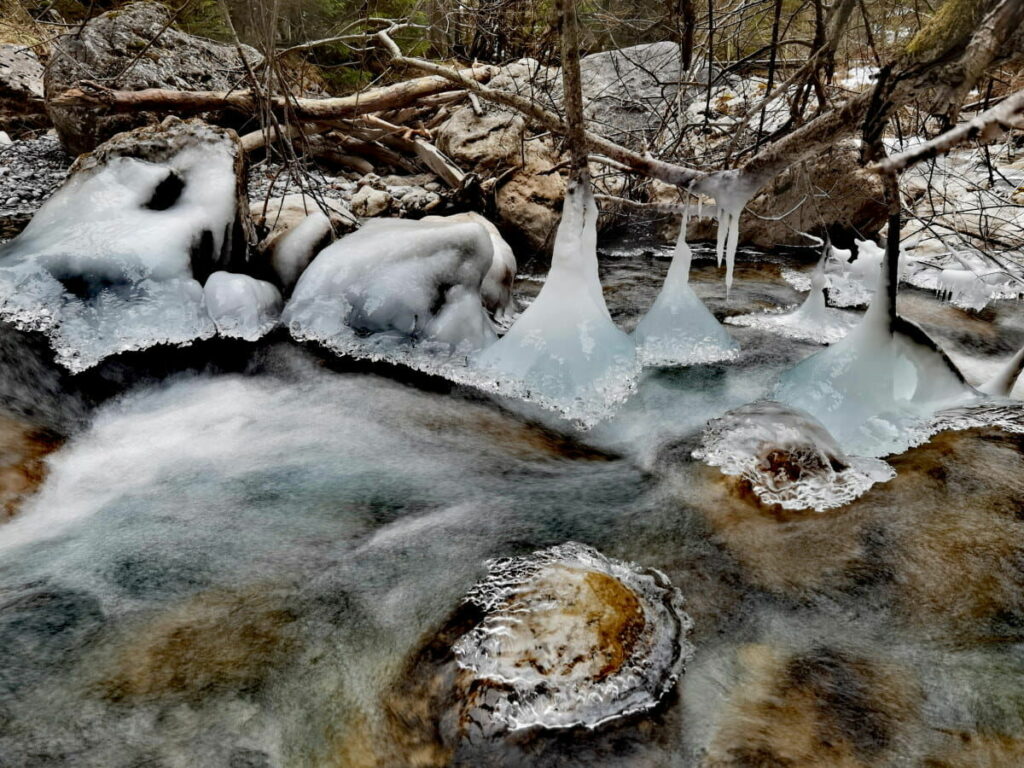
[871,88,1024,174]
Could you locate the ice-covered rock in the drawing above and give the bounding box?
[283,217,498,363]
[727,252,860,344]
[472,182,639,426]
[901,248,1023,311]
[0,119,248,371]
[633,214,738,365]
[424,212,516,320]
[782,238,884,308]
[203,272,281,341]
[693,401,896,512]
[453,542,692,733]
[775,242,978,456]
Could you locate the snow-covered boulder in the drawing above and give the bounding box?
[282,217,499,361]
[45,2,261,155]
[0,118,250,371]
[423,212,516,319]
[203,272,281,341]
[251,194,357,292]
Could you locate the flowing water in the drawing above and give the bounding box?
[2,242,1024,767]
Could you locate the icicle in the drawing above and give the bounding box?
[701,170,753,298]
[979,345,1024,397]
[471,182,639,427]
[633,194,738,366]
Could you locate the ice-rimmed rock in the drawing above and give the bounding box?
[693,401,896,512]
[453,542,692,733]
[282,216,498,363]
[0,118,249,371]
[203,272,281,341]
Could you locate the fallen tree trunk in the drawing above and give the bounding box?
[49,65,497,122]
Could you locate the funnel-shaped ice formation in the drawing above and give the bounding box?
[727,250,859,344]
[0,120,243,372]
[633,211,738,365]
[775,240,978,456]
[453,542,692,733]
[472,183,639,427]
[204,272,282,341]
[693,401,895,511]
[283,217,499,365]
[783,240,885,308]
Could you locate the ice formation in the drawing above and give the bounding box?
[0,121,241,371]
[783,239,884,308]
[203,272,282,341]
[283,217,498,363]
[453,542,693,732]
[775,243,978,457]
[701,170,753,296]
[727,251,860,344]
[979,345,1024,398]
[633,207,739,365]
[693,401,896,511]
[270,210,333,293]
[472,183,638,427]
[424,212,517,320]
[902,248,1023,311]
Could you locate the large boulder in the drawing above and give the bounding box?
[0,44,47,137]
[45,2,261,155]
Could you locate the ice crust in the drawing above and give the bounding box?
[902,249,1024,311]
[283,217,499,362]
[453,542,693,732]
[775,250,979,457]
[204,271,282,341]
[728,253,860,344]
[633,211,739,364]
[0,143,239,372]
[693,401,896,511]
[472,183,639,426]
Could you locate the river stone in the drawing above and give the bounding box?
[452,542,692,733]
[45,2,262,155]
[0,44,46,138]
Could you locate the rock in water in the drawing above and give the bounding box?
[473,182,639,427]
[45,2,261,155]
[0,118,250,372]
[693,401,895,512]
[283,217,499,362]
[453,542,692,733]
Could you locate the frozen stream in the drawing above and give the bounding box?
[2,243,1024,766]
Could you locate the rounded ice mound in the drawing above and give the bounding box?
[203,272,282,341]
[453,542,693,732]
[282,217,498,362]
[693,401,896,512]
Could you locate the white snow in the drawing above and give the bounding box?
[693,401,896,511]
[282,217,498,363]
[425,212,516,320]
[270,210,333,292]
[0,143,238,371]
[203,271,282,341]
[471,182,639,427]
[633,210,738,364]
